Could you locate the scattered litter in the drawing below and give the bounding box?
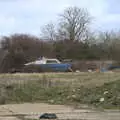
[88,69,92,72]
[76,70,80,73]
[72,89,76,92]
[104,91,109,95]
[100,68,107,72]
[99,97,105,102]
[72,95,76,99]
[67,96,70,99]
[48,99,54,104]
[39,113,57,119]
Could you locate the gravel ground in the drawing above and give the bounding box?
[0,103,119,120]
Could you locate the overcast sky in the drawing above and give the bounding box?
[0,0,119,36]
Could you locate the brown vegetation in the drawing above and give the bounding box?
[0,7,120,73]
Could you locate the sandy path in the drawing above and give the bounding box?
[0,103,119,120]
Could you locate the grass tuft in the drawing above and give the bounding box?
[0,73,119,109]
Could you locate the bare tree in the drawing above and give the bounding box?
[58,6,91,41]
[40,22,57,41]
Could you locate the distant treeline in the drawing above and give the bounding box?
[0,32,119,73]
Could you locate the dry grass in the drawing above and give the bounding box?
[0,72,119,88]
[0,72,119,109]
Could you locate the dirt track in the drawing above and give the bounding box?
[0,103,119,120]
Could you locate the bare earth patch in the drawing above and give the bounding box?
[0,103,119,120]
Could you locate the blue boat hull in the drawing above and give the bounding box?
[39,63,72,72]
